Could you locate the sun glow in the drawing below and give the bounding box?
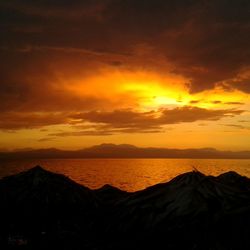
[58,68,248,112]
[122,82,185,109]
[60,69,189,109]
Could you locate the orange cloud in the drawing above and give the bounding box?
[45,107,244,137]
[0,106,243,133]
[1,0,250,150]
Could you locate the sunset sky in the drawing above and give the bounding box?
[0,0,250,151]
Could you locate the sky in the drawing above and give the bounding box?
[0,0,250,151]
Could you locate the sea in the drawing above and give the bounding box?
[0,158,250,192]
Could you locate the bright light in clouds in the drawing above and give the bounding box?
[122,82,184,109]
[0,67,249,150]
[63,69,190,110]
[65,68,247,108]
[62,69,248,112]
[1,0,250,151]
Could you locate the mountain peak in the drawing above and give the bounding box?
[99,143,136,148]
[29,165,46,172]
[217,171,250,188]
[27,165,49,176]
[170,170,206,186]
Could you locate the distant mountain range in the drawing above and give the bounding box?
[0,143,250,159]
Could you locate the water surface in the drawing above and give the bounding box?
[0,158,250,191]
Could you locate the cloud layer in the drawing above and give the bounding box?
[0,106,243,133]
[1,0,250,95]
[0,0,249,150]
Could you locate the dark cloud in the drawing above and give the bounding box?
[0,107,243,132]
[1,0,250,94]
[222,124,250,130]
[57,107,243,136]
[49,130,114,137]
[71,109,160,131]
[0,0,249,149]
[190,100,245,106]
[224,101,245,105]
[0,48,125,113]
[159,106,243,123]
[0,112,70,130]
[49,127,163,138]
[228,78,250,93]
[211,101,222,104]
[238,120,250,123]
[38,137,56,142]
[0,80,104,113]
[189,100,200,104]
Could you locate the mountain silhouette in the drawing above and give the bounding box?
[1,144,250,159]
[94,184,130,203]
[1,167,250,249]
[0,166,99,249]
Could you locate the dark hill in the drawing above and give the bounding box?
[94,184,130,203]
[1,167,250,249]
[0,166,99,249]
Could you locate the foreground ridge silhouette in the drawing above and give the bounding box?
[1,166,250,250]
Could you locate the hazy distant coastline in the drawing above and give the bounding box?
[1,143,250,159]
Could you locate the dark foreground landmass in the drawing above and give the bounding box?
[1,143,250,159]
[1,166,250,250]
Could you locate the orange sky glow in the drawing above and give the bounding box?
[1,66,249,151]
[0,1,250,151]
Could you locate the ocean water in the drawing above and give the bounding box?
[0,158,250,191]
